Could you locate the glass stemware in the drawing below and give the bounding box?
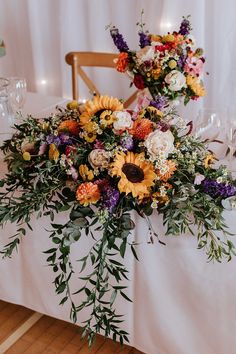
[194,109,223,140]
[225,111,236,175]
[8,77,27,114]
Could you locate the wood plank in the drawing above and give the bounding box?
[0,305,34,343]
[0,312,43,353]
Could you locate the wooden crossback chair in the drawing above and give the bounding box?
[65,51,138,108]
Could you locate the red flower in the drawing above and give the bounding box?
[65,146,76,156]
[133,74,145,89]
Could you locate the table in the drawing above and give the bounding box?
[0,93,236,354]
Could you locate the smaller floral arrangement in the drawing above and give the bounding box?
[0,94,236,345]
[110,14,206,105]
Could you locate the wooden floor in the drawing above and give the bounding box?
[0,301,144,354]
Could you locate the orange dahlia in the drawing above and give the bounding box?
[157,160,177,182]
[58,120,80,135]
[130,118,153,140]
[116,52,129,72]
[76,182,100,206]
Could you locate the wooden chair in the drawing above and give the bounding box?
[65,51,138,108]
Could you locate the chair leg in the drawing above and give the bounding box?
[72,58,78,101]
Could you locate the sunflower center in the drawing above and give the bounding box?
[122,163,144,183]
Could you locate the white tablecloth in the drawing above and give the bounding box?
[0,94,236,354]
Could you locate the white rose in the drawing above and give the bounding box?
[136,46,155,63]
[165,70,186,91]
[144,130,175,158]
[113,111,133,131]
[88,149,110,169]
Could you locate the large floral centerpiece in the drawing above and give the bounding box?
[0,16,236,346]
[110,14,206,105]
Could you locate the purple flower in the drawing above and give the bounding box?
[179,18,191,36]
[120,135,134,151]
[177,54,187,69]
[150,96,168,110]
[102,186,120,213]
[46,134,72,147]
[138,32,150,48]
[110,27,129,52]
[202,179,236,199]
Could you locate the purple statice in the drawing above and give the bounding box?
[138,32,150,48]
[150,95,168,110]
[46,133,72,147]
[179,17,191,36]
[120,135,134,151]
[110,27,129,52]
[102,186,120,213]
[202,179,236,199]
[177,54,187,69]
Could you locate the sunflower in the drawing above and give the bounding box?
[111,151,156,199]
[58,120,80,135]
[79,95,123,126]
[100,110,115,127]
[76,182,100,206]
[204,154,216,168]
[84,132,97,143]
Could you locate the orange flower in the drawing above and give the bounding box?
[58,120,80,135]
[130,118,153,140]
[157,160,177,182]
[116,52,129,72]
[76,182,100,206]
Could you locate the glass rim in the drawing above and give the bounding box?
[0,77,10,87]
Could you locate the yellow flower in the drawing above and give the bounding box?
[204,154,216,168]
[111,151,156,199]
[146,106,164,117]
[151,67,161,80]
[83,121,98,133]
[22,152,31,161]
[150,34,162,42]
[168,59,177,69]
[66,100,79,110]
[156,160,177,181]
[84,132,97,143]
[79,164,94,181]
[186,75,206,97]
[162,34,175,43]
[49,143,59,162]
[100,110,115,127]
[76,182,100,206]
[79,95,123,126]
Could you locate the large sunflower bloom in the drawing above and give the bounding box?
[76,182,100,206]
[111,151,156,199]
[80,95,123,126]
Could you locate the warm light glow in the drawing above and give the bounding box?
[40,79,47,85]
[160,21,172,30]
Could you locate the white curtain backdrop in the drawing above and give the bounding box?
[1,0,236,121]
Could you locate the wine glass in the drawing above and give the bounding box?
[194,109,223,140]
[8,77,27,115]
[225,111,236,175]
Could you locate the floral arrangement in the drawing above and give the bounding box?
[0,14,236,347]
[0,93,236,344]
[110,14,206,105]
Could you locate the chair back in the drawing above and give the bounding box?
[65,51,138,108]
